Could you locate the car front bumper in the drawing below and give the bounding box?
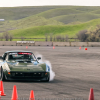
[5,71,50,81]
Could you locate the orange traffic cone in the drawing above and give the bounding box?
[79,47,81,49]
[88,88,94,100]
[26,46,28,49]
[53,46,55,49]
[85,47,87,50]
[11,85,18,100]
[0,81,6,96]
[29,90,35,100]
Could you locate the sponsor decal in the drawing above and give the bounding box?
[18,52,32,55]
[9,53,18,55]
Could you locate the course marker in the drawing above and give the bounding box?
[88,88,94,100]
[11,85,18,100]
[0,81,6,96]
[29,90,35,100]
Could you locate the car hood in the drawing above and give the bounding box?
[7,60,46,72]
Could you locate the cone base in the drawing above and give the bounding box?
[1,94,6,96]
[11,99,18,100]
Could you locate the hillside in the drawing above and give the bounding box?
[8,18,100,38]
[1,6,100,39]
[50,13,100,24]
[0,6,62,20]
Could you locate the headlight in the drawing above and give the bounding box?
[46,65,50,72]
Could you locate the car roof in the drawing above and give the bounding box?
[5,50,33,53]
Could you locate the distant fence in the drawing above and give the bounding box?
[0,41,100,47]
[35,42,53,46]
[53,42,70,46]
[0,41,16,46]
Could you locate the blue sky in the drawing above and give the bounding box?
[0,0,100,7]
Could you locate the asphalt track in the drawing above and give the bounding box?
[0,46,100,100]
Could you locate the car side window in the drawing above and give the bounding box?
[3,53,7,60]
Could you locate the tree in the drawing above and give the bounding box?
[77,30,88,42]
[87,24,100,42]
[45,33,48,42]
[3,31,9,41]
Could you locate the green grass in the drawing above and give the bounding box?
[1,6,100,20]
[1,6,100,40]
[70,6,100,12]
[0,6,62,20]
[8,18,100,39]
[37,8,84,18]
[50,13,100,24]
[1,6,100,32]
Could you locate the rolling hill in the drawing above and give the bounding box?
[50,13,100,24]
[1,6,100,40]
[8,18,100,38]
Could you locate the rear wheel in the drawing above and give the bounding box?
[1,67,6,81]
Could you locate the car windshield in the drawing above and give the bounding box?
[8,52,36,61]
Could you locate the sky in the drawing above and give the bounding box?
[0,0,100,7]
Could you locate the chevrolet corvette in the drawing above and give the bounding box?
[0,51,50,82]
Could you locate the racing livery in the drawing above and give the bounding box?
[0,51,50,82]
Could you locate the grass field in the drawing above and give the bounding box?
[7,18,100,39]
[1,6,100,40]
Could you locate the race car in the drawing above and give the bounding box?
[0,51,50,82]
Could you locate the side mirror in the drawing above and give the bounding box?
[37,57,41,60]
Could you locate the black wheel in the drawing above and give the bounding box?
[1,67,6,81]
[41,76,50,82]
[45,76,50,82]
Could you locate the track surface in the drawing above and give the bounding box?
[0,46,100,100]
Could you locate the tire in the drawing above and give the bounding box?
[1,67,6,81]
[41,76,49,82]
[45,76,50,82]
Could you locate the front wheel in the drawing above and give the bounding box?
[45,76,50,82]
[1,67,6,81]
